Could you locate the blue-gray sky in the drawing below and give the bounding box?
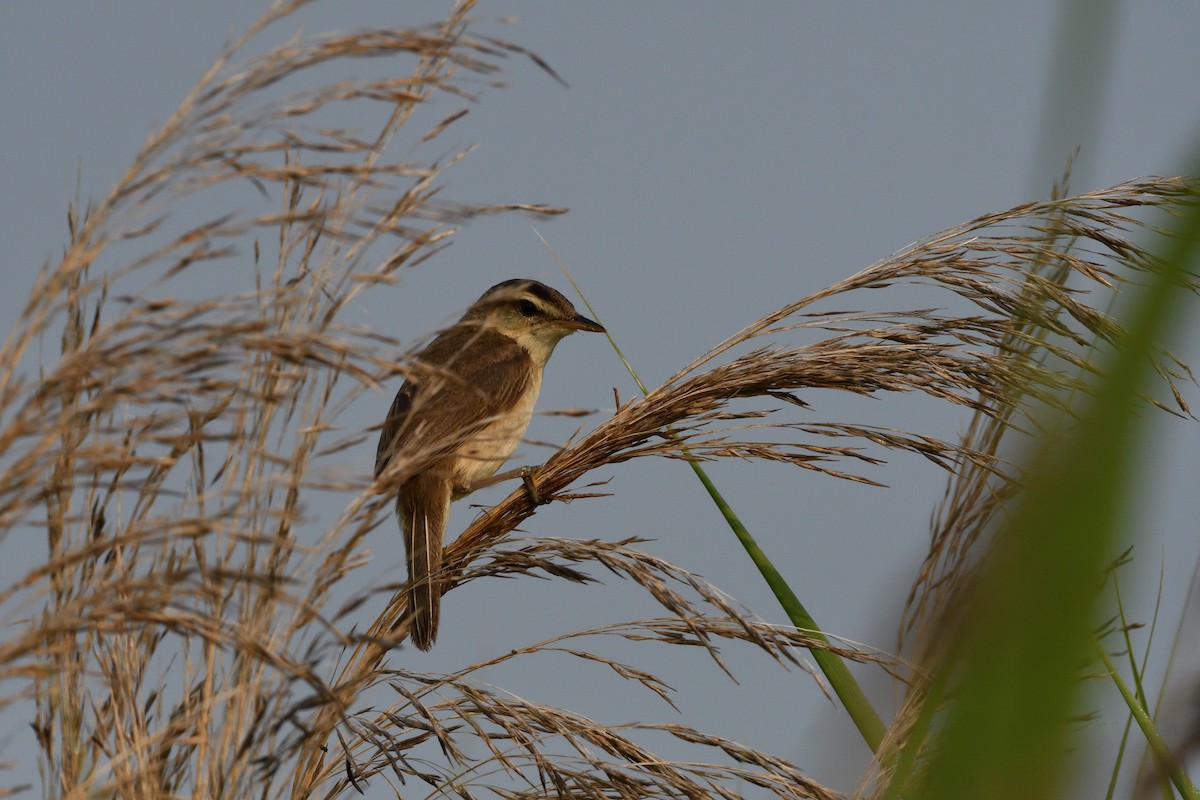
[3,3,1199,796]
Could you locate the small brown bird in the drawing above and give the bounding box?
[375,279,605,650]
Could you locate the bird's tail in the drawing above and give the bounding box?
[399,473,452,651]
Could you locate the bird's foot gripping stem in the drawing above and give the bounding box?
[466,465,543,506]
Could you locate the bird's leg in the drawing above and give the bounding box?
[520,472,540,506]
[466,465,542,505]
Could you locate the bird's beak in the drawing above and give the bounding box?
[559,313,606,334]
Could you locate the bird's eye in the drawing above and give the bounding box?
[516,299,538,317]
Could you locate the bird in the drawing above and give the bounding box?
[374,279,605,650]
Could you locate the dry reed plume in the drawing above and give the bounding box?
[2,2,1196,798]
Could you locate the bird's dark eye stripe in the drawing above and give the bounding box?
[525,283,558,305]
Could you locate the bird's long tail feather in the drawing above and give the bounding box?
[400,473,452,651]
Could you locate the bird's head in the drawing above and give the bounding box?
[462,279,605,365]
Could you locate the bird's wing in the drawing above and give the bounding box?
[375,326,534,480]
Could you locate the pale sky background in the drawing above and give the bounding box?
[3,2,1200,797]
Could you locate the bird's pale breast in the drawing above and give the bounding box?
[450,367,541,496]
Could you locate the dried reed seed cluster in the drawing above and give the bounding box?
[3,0,1197,797]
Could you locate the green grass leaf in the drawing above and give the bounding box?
[901,183,1200,800]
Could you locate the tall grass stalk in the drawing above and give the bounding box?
[556,253,888,753]
[904,182,1200,800]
